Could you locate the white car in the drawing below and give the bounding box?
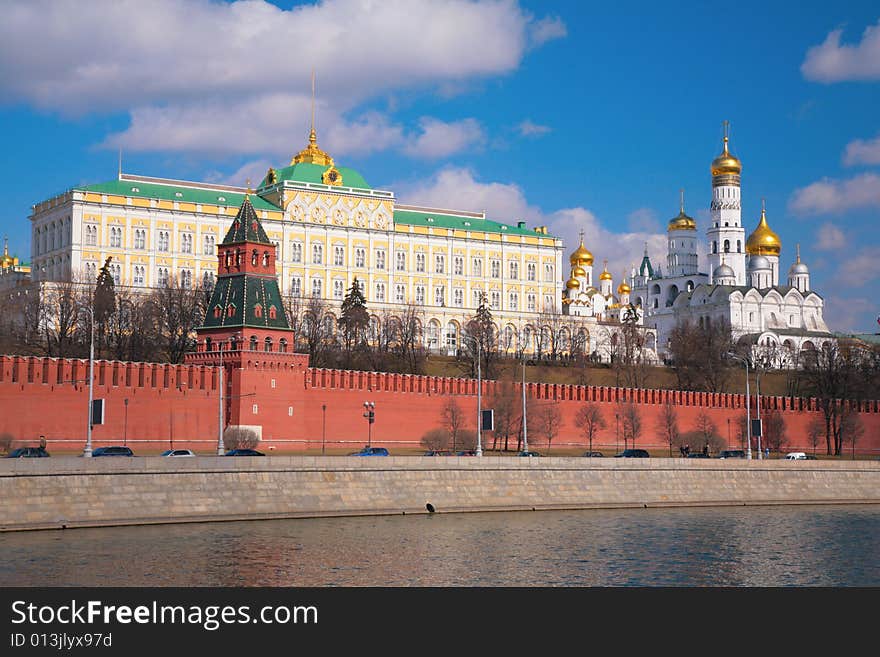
[161,449,196,457]
[784,452,807,460]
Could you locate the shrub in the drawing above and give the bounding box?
[0,432,14,454]
[420,428,450,451]
[223,427,259,451]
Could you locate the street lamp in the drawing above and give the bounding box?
[521,356,529,453]
[363,401,375,448]
[322,404,327,455]
[615,412,619,453]
[217,340,226,455]
[728,352,752,460]
[460,334,483,457]
[84,304,95,457]
[123,398,129,447]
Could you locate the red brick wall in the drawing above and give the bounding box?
[1,355,878,455]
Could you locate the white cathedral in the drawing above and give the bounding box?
[627,126,833,366]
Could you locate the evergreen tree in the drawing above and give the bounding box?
[93,256,116,324]
[461,292,498,378]
[338,277,369,357]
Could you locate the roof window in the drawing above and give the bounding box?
[175,192,183,198]
[130,187,140,193]
[218,196,226,202]
[427,217,434,223]
[464,222,471,226]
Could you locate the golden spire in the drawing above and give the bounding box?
[796,243,801,264]
[617,270,631,295]
[680,188,684,213]
[1,236,15,269]
[569,230,594,266]
[745,198,782,256]
[668,188,696,231]
[291,71,334,167]
[711,120,742,177]
[599,259,613,281]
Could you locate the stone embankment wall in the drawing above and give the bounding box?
[1,457,878,532]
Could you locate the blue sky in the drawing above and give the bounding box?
[1,0,879,331]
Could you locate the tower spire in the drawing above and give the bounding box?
[291,71,334,166]
[796,243,801,264]
[310,69,316,145]
[722,120,730,152]
[680,188,684,213]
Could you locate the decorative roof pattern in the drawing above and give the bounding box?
[221,196,272,245]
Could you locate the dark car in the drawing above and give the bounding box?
[6,447,50,458]
[582,450,604,457]
[614,449,650,458]
[224,449,265,456]
[687,452,710,458]
[424,450,454,456]
[349,447,389,456]
[456,450,478,456]
[519,450,542,457]
[718,449,746,459]
[91,446,134,457]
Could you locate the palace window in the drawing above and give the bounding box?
[376,249,386,270]
[509,292,518,311]
[527,263,536,281]
[527,293,536,312]
[202,271,214,290]
[415,253,425,272]
[311,278,322,297]
[203,234,215,255]
[111,263,121,285]
[134,229,146,250]
[491,260,500,278]
[333,279,344,299]
[375,282,386,302]
[434,286,445,306]
[490,291,500,310]
[472,257,482,277]
[509,261,518,280]
[453,256,463,276]
[544,264,554,282]
[291,277,302,297]
[84,225,97,246]
[355,247,366,268]
[334,246,344,266]
[472,289,483,308]
[290,242,302,263]
[415,285,425,305]
[158,231,170,252]
[544,295,554,312]
[133,265,145,286]
[312,243,323,265]
[453,288,463,307]
[109,226,122,248]
[180,269,192,289]
[157,267,169,287]
[396,251,406,271]
[435,254,445,274]
[181,233,193,254]
[395,284,405,304]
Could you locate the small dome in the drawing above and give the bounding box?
[667,210,696,232]
[573,265,587,278]
[617,280,631,294]
[599,268,613,281]
[565,277,580,290]
[569,239,594,266]
[789,261,809,275]
[713,263,736,280]
[748,255,771,271]
[711,136,742,176]
[746,206,781,256]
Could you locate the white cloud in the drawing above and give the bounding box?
[517,119,551,138]
[801,21,880,82]
[815,223,847,251]
[205,159,274,187]
[402,118,486,159]
[0,0,565,156]
[836,246,880,286]
[789,173,880,215]
[397,167,666,283]
[626,207,661,233]
[528,15,567,49]
[843,133,880,166]
[823,296,877,333]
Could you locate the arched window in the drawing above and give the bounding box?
[737,240,742,253]
[723,239,730,253]
[268,305,277,320]
[252,250,258,266]
[205,337,212,351]
[264,337,272,352]
[254,304,263,319]
[712,241,717,254]
[262,252,269,266]
[250,336,258,351]
[279,338,287,353]
[227,304,236,317]
[213,305,222,318]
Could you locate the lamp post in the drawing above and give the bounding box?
[755,363,763,459]
[363,401,375,447]
[321,403,327,455]
[217,340,225,455]
[123,398,129,447]
[728,352,752,460]
[84,304,95,457]
[521,356,528,453]
[726,417,731,450]
[615,412,620,453]
[461,334,483,457]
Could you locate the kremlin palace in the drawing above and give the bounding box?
[24,122,832,364]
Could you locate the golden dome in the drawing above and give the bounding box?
[291,127,334,167]
[745,203,781,256]
[667,209,696,231]
[711,135,742,177]
[565,277,581,290]
[573,265,587,278]
[0,238,15,269]
[599,261,613,281]
[617,280,631,295]
[569,238,593,266]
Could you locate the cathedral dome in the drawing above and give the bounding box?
[711,136,742,177]
[617,280,631,295]
[573,265,587,278]
[713,263,735,280]
[667,209,696,231]
[599,266,613,281]
[789,261,809,275]
[745,205,781,256]
[569,239,594,267]
[565,277,580,290]
[748,255,771,271]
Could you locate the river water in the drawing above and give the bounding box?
[1,505,877,586]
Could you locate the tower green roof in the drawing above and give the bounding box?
[222,196,271,245]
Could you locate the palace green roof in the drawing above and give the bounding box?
[78,179,281,211]
[393,209,555,238]
[261,162,370,190]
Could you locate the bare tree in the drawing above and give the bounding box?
[668,318,735,392]
[611,305,650,389]
[692,410,725,455]
[44,279,85,358]
[298,296,333,368]
[574,401,606,454]
[392,304,426,374]
[807,416,824,457]
[657,400,680,457]
[620,401,642,450]
[149,280,205,363]
[441,397,467,452]
[840,409,865,459]
[761,409,787,456]
[223,426,259,450]
[530,400,564,453]
[420,427,450,451]
[487,372,520,452]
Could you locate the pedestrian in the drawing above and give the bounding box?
[703,443,709,457]
[39,435,46,449]
[684,443,690,457]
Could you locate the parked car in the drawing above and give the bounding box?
[6,447,50,458]
[614,449,650,458]
[91,446,134,457]
[519,450,542,457]
[456,450,478,456]
[161,449,196,457]
[424,450,453,456]
[582,451,604,457]
[717,449,746,459]
[349,447,389,456]
[224,448,265,456]
[687,452,710,458]
[784,452,808,460]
